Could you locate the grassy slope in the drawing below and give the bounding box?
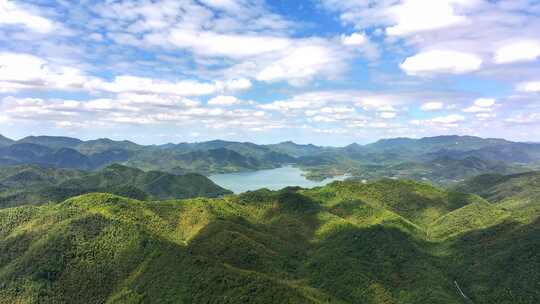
[0,178,538,304]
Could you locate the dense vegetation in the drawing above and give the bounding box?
[1,134,538,185]
[0,164,231,208]
[0,175,537,303]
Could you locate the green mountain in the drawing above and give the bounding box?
[265,141,326,157]
[76,138,143,154]
[1,134,540,186]
[0,178,537,303]
[0,164,231,208]
[453,171,540,203]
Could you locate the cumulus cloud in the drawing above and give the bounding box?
[341,32,367,46]
[517,81,540,93]
[411,114,465,127]
[380,112,397,119]
[0,52,253,97]
[385,0,475,36]
[431,114,465,124]
[0,52,90,92]
[401,50,482,75]
[0,0,54,33]
[89,75,219,96]
[463,98,496,113]
[208,95,240,106]
[89,0,355,85]
[421,102,444,111]
[494,40,540,64]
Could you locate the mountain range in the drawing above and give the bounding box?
[1,134,539,186]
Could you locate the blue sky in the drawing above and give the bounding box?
[0,0,539,146]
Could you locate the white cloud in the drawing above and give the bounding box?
[380,112,397,119]
[476,113,496,120]
[428,114,465,124]
[463,98,495,113]
[208,95,240,106]
[421,101,444,111]
[505,113,540,125]
[432,114,465,124]
[341,32,367,46]
[517,81,540,93]
[256,43,343,85]
[494,40,540,64]
[473,98,495,107]
[224,78,252,90]
[0,52,90,92]
[168,30,292,59]
[385,0,475,36]
[0,0,54,33]
[401,50,482,75]
[89,75,219,96]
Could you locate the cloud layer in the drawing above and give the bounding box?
[0,0,539,145]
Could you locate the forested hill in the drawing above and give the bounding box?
[0,177,538,303]
[0,164,231,208]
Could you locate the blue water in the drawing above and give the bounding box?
[209,166,348,194]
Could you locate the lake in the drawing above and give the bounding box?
[209,165,349,194]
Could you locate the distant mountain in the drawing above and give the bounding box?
[0,164,231,208]
[17,135,83,149]
[1,134,540,185]
[427,143,540,164]
[266,141,326,157]
[0,179,537,303]
[76,138,143,154]
[0,134,14,147]
[367,135,511,154]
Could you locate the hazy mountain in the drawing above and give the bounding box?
[367,135,511,154]
[17,135,83,149]
[76,138,143,154]
[265,141,326,157]
[0,134,14,147]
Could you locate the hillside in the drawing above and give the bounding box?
[0,164,231,208]
[453,171,540,202]
[0,179,537,303]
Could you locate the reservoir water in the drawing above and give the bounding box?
[209,165,348,194]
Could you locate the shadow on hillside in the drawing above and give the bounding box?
[2,190,538,304]
[443,216,540,304]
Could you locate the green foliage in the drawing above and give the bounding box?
[0,174,538,304]
[0,164,231,208]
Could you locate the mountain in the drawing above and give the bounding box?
[367,135,511,154]
[0,164,231,208]
[1,134,539,186]
[453,170,540,203]
[76,138,143,154]
[17,135,83,149]
[266,141,326,157]
[0,135,14,147]
[0,179,537,303]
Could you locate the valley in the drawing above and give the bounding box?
[0,134,538,303]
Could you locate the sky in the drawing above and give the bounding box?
[0,0,539,146]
